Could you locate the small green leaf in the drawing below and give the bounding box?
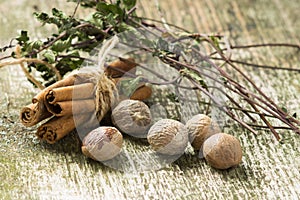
[123,0,136,9]
[51,38,71,52]
[43,50,56,63]
[52,8,67,19]
[281,107,288,113]
[96,2,110,14]
[156,38,169,51]
[209,36,221,51]
[66,50,80,57]
[108,4,123,15]
[96,2,124,18]
[25,40,43,52]
[34,12,49,23]
[180,68,208,89]
[16,31,30,44]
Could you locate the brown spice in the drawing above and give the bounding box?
[81,126,123,161]
[105,57,137,78]
[147,119,188,155]
[112,99,152,137]
[203,133,243,169]
[185,114,220,150]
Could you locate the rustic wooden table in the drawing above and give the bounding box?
[1,0,299,199]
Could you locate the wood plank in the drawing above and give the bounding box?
[0,0,300,199]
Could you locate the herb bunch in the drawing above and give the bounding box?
[1,0,137,86]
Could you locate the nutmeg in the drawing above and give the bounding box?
[81,126,123,161]
[111,99,152,137]
[185,114,220,150]
[203,133,242,169]
[147,119,188,155]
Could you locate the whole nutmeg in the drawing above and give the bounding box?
[81,126,123,161]
[112,99,152,137]
[147,119,188,155]
[185,114,220,150]
[203,133,242,169]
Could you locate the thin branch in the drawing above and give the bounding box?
[246,124,294,130]
[0,57,62,80]
[29,23,93,56]
[0,55,12,62]
[71,0,81,18]
[135,17,190,33]
[230,43,300,50]
[189,78,259,135]
[15,45,44,90]
[211,57,300,72]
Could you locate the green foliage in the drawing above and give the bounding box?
[209,36,221,51]
[43,50,56,63]
[3,0,137,87]
[180,68,208,89]
[16,31,30,44]
[1,0,207,90]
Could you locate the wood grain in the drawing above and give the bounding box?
[0,0,299,199]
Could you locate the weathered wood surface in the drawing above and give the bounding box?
[1,0,300,199]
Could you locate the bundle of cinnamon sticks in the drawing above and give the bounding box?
[20,58,152,144]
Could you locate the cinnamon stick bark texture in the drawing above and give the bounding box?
[44,83,96,116]
[20,101,52,127]
[48,99,96,117]
[105,57,137,78]
[20,74,77,127]
[129,85,152,100]
[36,114,93,144]
[46,83,95,104]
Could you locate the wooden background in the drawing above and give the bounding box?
[0,0,299,199]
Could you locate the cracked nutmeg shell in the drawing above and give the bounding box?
[81,126,123,161]
[185,114,221,151]
[203,133,243,169]
[112,99,152,138]
[147,119,188,155]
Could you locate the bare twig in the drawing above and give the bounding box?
[15,45,45,89]
[211,57,300,72]
[0,57,62,81]
[230,43,300,50]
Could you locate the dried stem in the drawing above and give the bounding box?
[0,57,62,81]
[211,57,300,72]
[15,45,44,90]
[230,43,300,50]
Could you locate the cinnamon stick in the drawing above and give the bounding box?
[105,57,137,78]
[20,74,77,127]
[36,113,95,144]
[130,85,152,100]
[47,99,96,117]
[20,103,52,127]
[46,83,95,104]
